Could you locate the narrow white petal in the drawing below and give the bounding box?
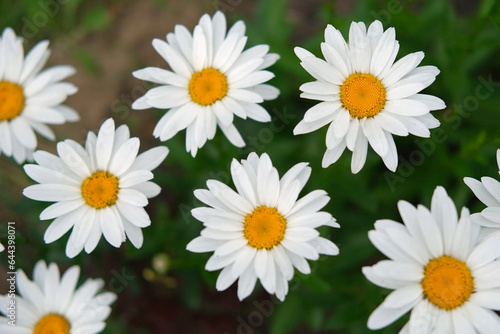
[216,266,238,291]
[40,199,85,220]
[24,184,81,202]
[237,265,258,300]
[186,236,222,253]
[95,119,115,170]
[108,138,140,176]
[116,201,150,228]
[464,177,500,207]
[11,117,37,149]
[100,207,125,248]
[322,142,347,168]
[351,131,368,174]
[119,170,153,188]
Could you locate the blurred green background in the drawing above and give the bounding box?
[1,0,500,333]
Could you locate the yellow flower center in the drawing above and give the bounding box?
[340,73,386,118]
[421,255,474,310]
[188,68,228,106]
[0,81,25,121]
[81,171,119,209]
[244,206,287,250]
[33,313,71,334]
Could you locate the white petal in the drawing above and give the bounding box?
[56,141,91,178]
[108,138,140,176]
[301,56,344,85]
[132,67,187,86]
[322,142,347,168]
[231,159,257,206]
[464,177,499,207]
[219,122,245,147]
[231,246,257,278]
[11,117,37,149]
[214,237,247,257]
[95,118,115,170]
[118,188,148,207]
[237,265,258,300]
[119,170,153,188]
[23,184,81,202]
[216,266,238,291]
[186,236,221,253]
[99,207,125,247]
[116,201,151,228]
[152,38,192,78]
[40,199,85,220]
[465,302,500,333]
[351,131,368,173]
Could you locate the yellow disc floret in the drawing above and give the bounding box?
[340,73,386,118]
[421,255,474,310]
[0,81,25,121]
[81,171,119,209]
[33,313,71,334]
[244,206,287,250]
[188,68,228,106]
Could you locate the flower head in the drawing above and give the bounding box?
[23,118,168,257]
[0,27,79,164]
[464,149,500,238]
[132,11,280,156]
[294,20,445,173]
[187,152,339,301]
[0,260,116,334]
[363,186,500,332]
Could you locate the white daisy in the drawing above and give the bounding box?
[0,27,79,164]
[23,118,169,258]
[464,149,500,238]
[363,186,500,333]
[0,242,3,252]
[186,152,339,301]
[294,20,446,173]
[0,260,116,334]
[132,11,280,157]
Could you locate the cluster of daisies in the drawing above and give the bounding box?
[0,11,499,334]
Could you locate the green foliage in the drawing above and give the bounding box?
[1,0,500,333]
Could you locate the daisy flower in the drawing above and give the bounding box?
[363,186,500,332]
[464,149,500,238]
[0,242,3,252]
[132,11,280,157]
[0,27,79,164]
[23,118,168,258]
[187,152,339,301]
[0,260,116,333]
[294,20,446,173]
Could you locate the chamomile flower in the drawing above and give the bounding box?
[294,20,445,173]
[0,27,79,164]
[187,152,339,301]
[363,186,500,332]
[0,260,116,334]
[132,11,280,157]
[464,149,500,238]
[23,118,168,258]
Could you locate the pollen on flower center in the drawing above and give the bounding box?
[188,68,228,106]
[33,313,71,334]
[244,206,287,250]
[81,171,119,209]
[0,81,25,121]
[421,255,474,310]
[340,73,386,118]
